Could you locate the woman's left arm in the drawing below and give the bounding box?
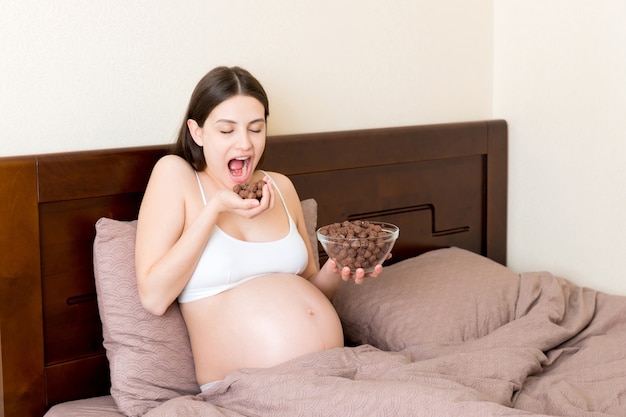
[272,173,384,300]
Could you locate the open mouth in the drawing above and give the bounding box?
[228,157,250,181]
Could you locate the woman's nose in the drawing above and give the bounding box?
[235,131,253,149]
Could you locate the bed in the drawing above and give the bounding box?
[2,119,626,417]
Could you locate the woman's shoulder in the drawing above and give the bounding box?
[145,155,197,193]
[154,154,193,171]
[150,154,196,179]
[263,171,303,205]
[263,171,294,190]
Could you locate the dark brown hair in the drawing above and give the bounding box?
[171,66,269,171]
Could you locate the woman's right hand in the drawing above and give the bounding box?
[210,177,275,219]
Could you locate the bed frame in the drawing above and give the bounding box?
[0,120,507,417]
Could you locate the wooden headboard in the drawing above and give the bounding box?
[0,120,507,417]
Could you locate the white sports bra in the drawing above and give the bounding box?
[177,172,308,303]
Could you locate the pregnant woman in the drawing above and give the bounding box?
[134,66,387,391]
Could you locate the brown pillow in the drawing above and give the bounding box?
[93,199,319,416]
[332,247,520,352]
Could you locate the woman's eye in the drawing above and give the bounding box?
[249,129,261,133]
[220,130,234,134]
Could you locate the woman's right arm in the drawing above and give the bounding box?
[135,157,273,316]
[135,156,219,316]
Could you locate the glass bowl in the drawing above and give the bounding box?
[316,220,399,273]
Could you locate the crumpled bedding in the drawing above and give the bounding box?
[143,271,626,417]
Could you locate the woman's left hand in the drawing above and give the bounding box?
[326,253,391,285]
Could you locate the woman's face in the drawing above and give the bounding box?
[189,94,266,187]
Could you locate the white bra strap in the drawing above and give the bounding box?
[261,170,288,213]
[195,171,207,206]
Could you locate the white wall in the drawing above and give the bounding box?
[495,0,626,294]
[0,1,492,156]
[4,1,625,295]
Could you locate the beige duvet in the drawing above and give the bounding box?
[141,271,626,417]
[47,248,626,417]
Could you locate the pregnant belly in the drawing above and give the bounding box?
[180,273,344,385]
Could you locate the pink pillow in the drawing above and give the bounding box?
[301,198,319,268]
[333,247,520,352]
[94,218,198,417]
[93,199,319,416]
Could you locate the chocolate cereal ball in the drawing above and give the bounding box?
[317,220,398,272]
[233,180,265,201]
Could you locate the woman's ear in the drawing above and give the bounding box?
[187,119,203,146]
